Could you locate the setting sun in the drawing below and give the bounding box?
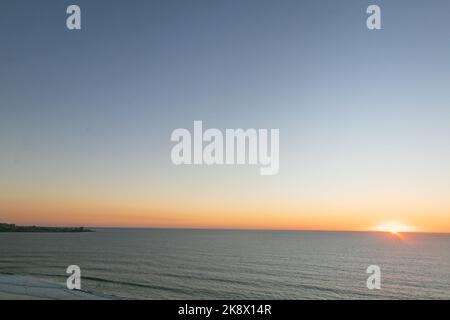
[374,223,414,234]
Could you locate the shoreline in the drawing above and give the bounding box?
[0,274,111,300]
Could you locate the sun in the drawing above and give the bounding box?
[374,223,413,234]
[389,228,399,235]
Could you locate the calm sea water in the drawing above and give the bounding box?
[0,229,449,299]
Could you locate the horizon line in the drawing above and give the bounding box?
[89,226,450,235]
[2,222,449,235]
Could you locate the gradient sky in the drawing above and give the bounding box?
[1,0,450,232]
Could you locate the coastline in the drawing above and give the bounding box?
[0,274,110,300]
[0,223,92,233]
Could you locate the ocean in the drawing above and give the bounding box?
[0,229,449,299]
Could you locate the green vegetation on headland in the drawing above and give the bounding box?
[0,223,93,233]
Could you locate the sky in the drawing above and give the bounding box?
[1,0,450,232]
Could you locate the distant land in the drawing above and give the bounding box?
[0,223,92,233]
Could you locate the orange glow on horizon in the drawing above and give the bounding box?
[1,190,450,233]
[2,197,450,234]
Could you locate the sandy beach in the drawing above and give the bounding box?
[0,274,109,300]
